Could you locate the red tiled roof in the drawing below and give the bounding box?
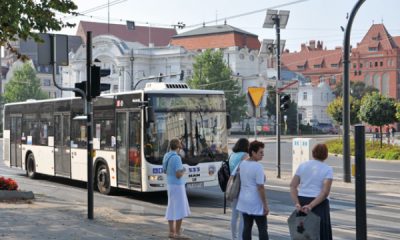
[355,24,397,52]
[77,21,177,46]
[282,48,342,71]
[393,36,400,48]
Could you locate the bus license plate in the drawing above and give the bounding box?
[186,182,204,189]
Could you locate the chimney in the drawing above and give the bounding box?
[301,43,307,51]
[309,40,316,50]
[317,40,323,50]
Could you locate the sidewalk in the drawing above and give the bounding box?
[0,193,232,240]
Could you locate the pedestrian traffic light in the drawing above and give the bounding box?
[280,94,291,111]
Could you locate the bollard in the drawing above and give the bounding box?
[355,125,367,239]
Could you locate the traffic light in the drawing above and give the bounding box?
[74,66,111,98]
[280,94,291,111]
[179,70,184,81]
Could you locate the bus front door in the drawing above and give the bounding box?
[116,111,142,190]
[10,116,22,168]
[54,114,71,177]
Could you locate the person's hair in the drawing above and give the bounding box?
[232,138,250,153]
[248,140,265,157]
[312,144,328,161]
[169,138,181,151]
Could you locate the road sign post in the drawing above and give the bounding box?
[248,87,266,140]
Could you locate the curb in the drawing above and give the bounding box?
[329,153,400,163]
[0,190,35,201]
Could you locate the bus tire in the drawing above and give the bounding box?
[96,163,113,195]
[26,153,37,179]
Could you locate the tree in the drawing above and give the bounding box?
[358,92,397,147]
[333,81,378,98]
[187,49,247,122]
[327,96,361,125]
[0,0,77,58]
[4,63,48,103]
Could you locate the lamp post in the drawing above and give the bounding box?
[263,9,289,179]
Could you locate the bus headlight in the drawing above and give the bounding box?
[148,175,163,181]
[208,165,216,176]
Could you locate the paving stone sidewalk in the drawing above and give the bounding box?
[0,194,232,240]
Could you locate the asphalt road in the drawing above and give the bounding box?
[1,138,400,239]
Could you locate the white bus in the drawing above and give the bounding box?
[3,82,230,194]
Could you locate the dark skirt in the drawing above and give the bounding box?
[298,196,332,240]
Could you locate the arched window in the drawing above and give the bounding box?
[364,73,371,86]
[373,73,380,91]
[382,72,390,96]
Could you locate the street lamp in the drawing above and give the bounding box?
[263,9,290,179]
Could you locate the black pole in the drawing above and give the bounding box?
[355,125,367,239]
[343,0,366,183]
[86,31,94,220]
[274,15,281,179]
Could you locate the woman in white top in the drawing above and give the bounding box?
[290,143,333,240]
[236,140,269,240]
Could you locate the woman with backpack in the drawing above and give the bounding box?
[229,138,249,240]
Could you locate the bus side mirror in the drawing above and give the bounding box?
[226,114,232,130]
[145,106,154,124]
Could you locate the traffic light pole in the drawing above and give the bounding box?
[86,31,94,220]
[274,15,281,179]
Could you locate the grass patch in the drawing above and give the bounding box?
[325,138,400,160]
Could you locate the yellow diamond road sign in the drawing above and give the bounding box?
[248,87,265,107]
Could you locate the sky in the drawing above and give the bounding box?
[57,0,400,52]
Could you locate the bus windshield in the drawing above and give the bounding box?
[144,94,228,165]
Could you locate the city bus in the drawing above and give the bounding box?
[2,82,230,194]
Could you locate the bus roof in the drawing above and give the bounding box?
[4,88,224,107]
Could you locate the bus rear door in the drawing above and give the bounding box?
[116,111,142,190]
[10,115,22,168]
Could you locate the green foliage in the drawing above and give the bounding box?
[396,102,400,120]
[359,92,396,148]
[4,63,48,103]
[327,96,360,125]
[0,0,77,46]
[187,49,247,122]
[325,138,400,160]
[333,81,378,98]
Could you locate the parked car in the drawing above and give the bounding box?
[316,123,338,134]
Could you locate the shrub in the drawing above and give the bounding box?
[0,176,19,190]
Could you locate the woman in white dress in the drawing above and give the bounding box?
[163,138,191,239]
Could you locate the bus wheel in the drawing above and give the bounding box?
[27,153,37,179]
[96,164,112,195]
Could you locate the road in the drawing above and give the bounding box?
[1,138,400,239]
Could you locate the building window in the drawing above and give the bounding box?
[353,63,357,68]
[375,62,378,67]
[358,70,362,75]
[368,47,378,52]
[354,70,357,76]
[297,65,305,70]
[330,75,336,85]
[314,64,321,68]
[380,61,383,67]
[370,62,372,68]
[303,92,307,100]
[330,64,338,68]
[43,79,51,86]
[359,63,363,68]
